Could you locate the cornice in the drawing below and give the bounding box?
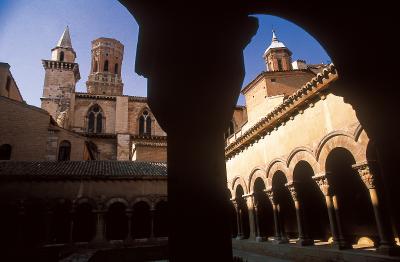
[225,64,338,159]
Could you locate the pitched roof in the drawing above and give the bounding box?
[0,161,167,179]
[56,26,72,48]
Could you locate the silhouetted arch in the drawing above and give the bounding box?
[154,200,168,237]
[73,202,95,242]
[106,202,128,240]
[0,144,12,160]
[132,201,151,239]
[58,140,71,161]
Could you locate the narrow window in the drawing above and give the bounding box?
[277,59,283,71]
[87,105,104,133]
[58,140,71,161]
[60,51,64,62]
[0,144,12,160]
[139,110,152,136]
[104,60,109,72]
[114,63,118,74]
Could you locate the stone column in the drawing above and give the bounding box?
[314,174,349,249]
[17,200,25,246]
[353,162,398,255]
[252,195,265,242]
[69,208,75,244]
[125,209,133,243]
[44,208,53,245]
[265,188,286,243]
[150,207,155,239]
[92,210,106,243]
[244,193,257,240]
[233,200,243,240]
[286,182,313,246]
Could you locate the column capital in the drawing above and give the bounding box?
[264,187,276,204]
[313,174,331,196]
[352,161,376,189]
[285,182,298,201]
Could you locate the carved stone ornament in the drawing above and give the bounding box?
[265,189,276,204]
[353,162,376,189]
[314,175,330,196]
[286,183,298,201]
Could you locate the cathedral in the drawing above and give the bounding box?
[0,26,399,261]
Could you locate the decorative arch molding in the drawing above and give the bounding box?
[248,167,267,194]
[74,197,97,209]
[353,124,364,142]
[266,158,290,185]
[315,130,354,160]
[287,147,320,181]
[232,176,248,197]
[317,133,367,171]
[154,196,168,210]
[131,197,152,209]
[105,197,129,210]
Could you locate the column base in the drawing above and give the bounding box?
[235,235,244,240]
[297,238,314,246]
[256,236,266,242]
[269,236,289,244]
[331,240,352,250]
[377,244,400,256]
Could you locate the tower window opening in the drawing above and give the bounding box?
[114,63,118,74]
[60,51,64,62]
[139,110,152,136]
[93,60,98,72]
[87,105,104,133]
[104,60,109,72]
[58,140,71,161]
[277,59,283,71]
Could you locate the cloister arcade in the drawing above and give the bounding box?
[229,128,398,253]
[0,197,168,248]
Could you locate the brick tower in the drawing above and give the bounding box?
[86,38,124,96]
[263,30,293,71]
[41,26,80,127]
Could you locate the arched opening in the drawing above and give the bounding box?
[106,202,128,241]
[0,144,12,160]
[253,177,274,239]
[22,201,46,247]
[73,202,95,242]
[132,201,151,239]
[0,203,19,247]
[139,110,152,136]
[154,200,168,237]
[87,105,104,133]
[271,171,297,240]
[293,161,330,242]
[235,185,250,239]
[51,200,71,244]
[114,63,119,74]
[326,147,378,246]
[59,51,64,61]
[104,60,109,72]
[58,140,71,161]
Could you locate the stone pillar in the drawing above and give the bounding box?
[265,188,287,244]
[44,207,53,244]
[314,174,349,249]
[150,207,155,239]
[233,200,243,240]
[125,209,133,243]
[286,182,313,246]
[92,210,106,243]
[69,208,75,244]
[252,195,265,242]
[353,162,398,255]
[244,194,257,240]
[17,200,25,246]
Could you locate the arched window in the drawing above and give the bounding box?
[114,63,118,74]
[87,105,104,133]
[0,144,12,160]
[59,51,64,62]
[58,140,71,161]
[138,110,152,136]
[104,60,109,72]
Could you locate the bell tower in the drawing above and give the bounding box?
[86,38,124,96]
[263,30,293,71]
[41,26,80,127]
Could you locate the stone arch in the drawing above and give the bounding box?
[74,197,96,209]
[287,147,320,181]
[131,197,152,210]
[266,158,290,185]
[248,166,267,194]
[105,197,129,210]
[316,132,367,172]
[232,176,248,196]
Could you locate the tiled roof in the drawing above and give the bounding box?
[0,161,167,179]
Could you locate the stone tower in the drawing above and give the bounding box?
[41,26,80,127]
[263,30,293,71]
[86,38,124,96]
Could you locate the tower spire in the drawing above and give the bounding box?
[56,26,72,48]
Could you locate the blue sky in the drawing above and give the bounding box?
[0,0,330,106]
